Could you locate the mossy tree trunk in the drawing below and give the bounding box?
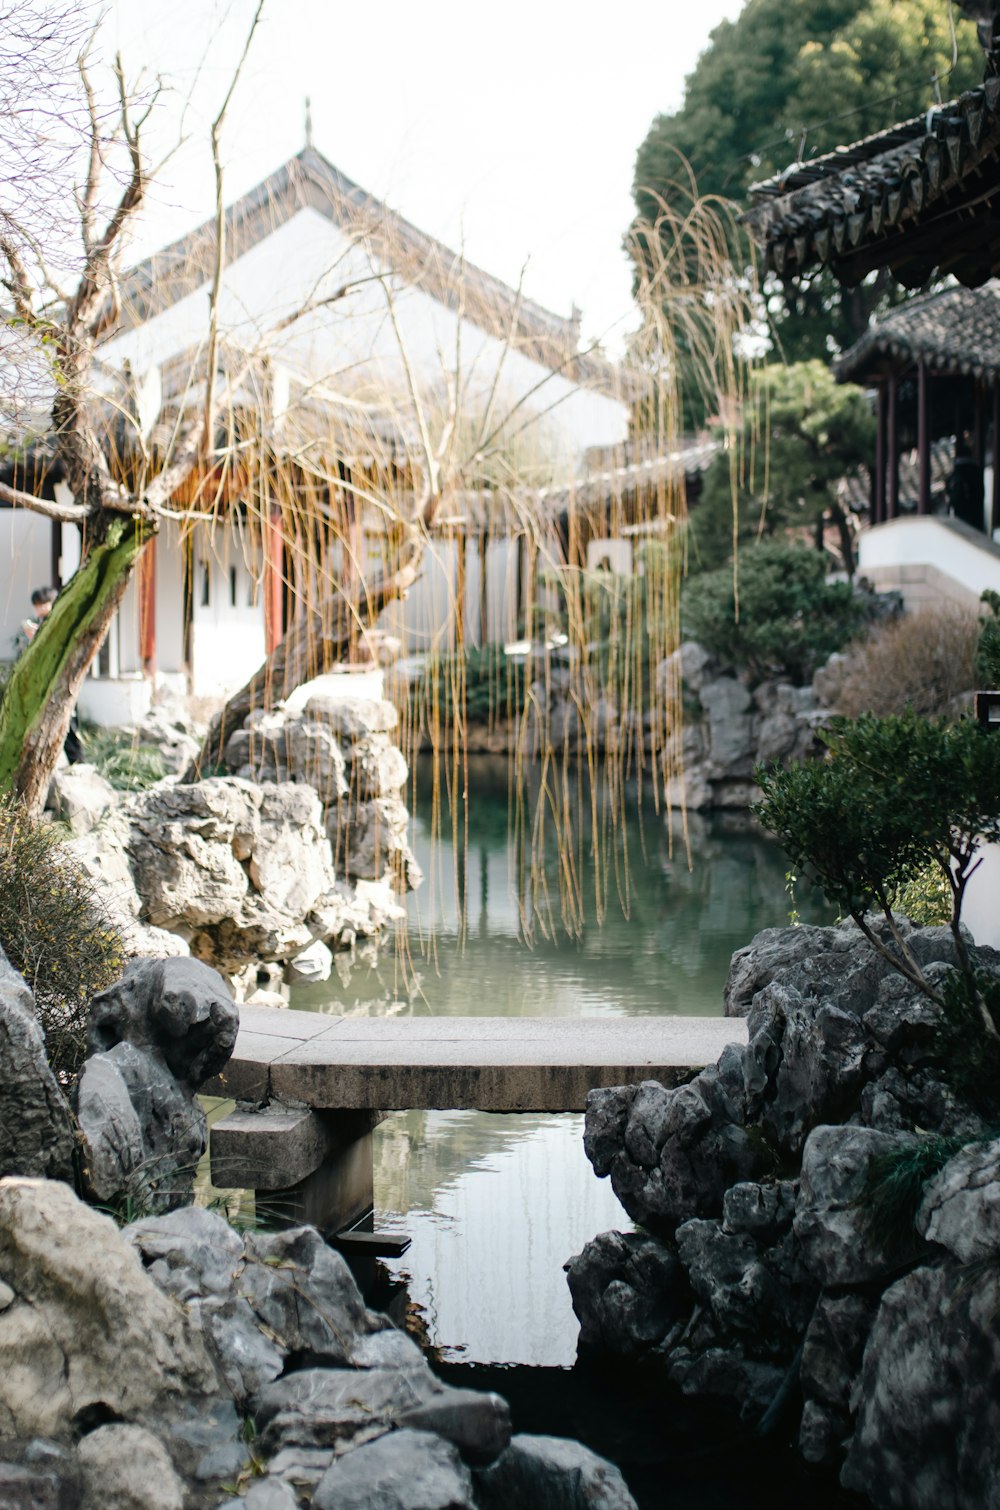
[0,518,148,817]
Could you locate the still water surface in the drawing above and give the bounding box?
[292,759,831,1366]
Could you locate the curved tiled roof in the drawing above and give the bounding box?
[743,79,1000,290]
[837,281,1000,382]
[112,148,628,401]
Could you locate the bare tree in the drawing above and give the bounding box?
[0,4,264,815]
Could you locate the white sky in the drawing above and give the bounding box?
[105,0,743,355]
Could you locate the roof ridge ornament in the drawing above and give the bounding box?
[304,96,313,151]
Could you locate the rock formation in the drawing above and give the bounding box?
[658,641,825,810]
[0,1183,638,1509]
[0,946,76,1182]
[65,682,416,977]
[568,919,1000,1508]
[76,956,239,1212]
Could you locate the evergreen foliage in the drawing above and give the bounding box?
[753,712,1000,1014]
[682,540,865,684]
[689,361,875,573]
[631,0,984,363]
[976,590,1000,688]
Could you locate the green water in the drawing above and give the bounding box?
[292,758,832,1365]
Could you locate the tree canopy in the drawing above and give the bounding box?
[689,360,875,572]
[632,0,985,362]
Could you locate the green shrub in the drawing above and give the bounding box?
[0,796,125,1079]
[82,725,168,790]
[416,644,525,728]
[977,589,1000,688]
[896,864,952,927]
[753,711,1000,1011]
[682,541,865,684]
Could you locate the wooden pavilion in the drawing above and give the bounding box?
[835,282,1000,533]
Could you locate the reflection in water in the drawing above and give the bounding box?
[375,1112,623,1367]
[293,758,832,1364]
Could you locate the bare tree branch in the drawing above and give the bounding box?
[0,478,88,522]
[203,0,265,457]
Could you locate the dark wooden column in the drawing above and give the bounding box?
[873,382,886,525]
[917,362,931,513]
[887,374,900,519]
[993,383,1000,535]
[974,381,987,470]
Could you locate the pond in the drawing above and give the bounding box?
[291,756,833,1369]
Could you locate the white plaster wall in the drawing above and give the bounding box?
[859,518,1000,608]
[964,841,1000,950]
[104,208,627,465]
[587,537,634,575]
[189,529,266,700]
[0,512,54,658]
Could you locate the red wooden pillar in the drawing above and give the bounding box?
[873,382,886,524]
[917,361,931,514]
[138,536,156,671]
[887,374,900,519]
[263,505,285,654]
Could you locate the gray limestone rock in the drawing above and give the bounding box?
[917,1136,1000,1262]
[798,1398,851,1467]
[312,1429,475,1510]
[0,948,75,1182]
[667,1348,785,1417]
[475,1434,638,1510]
[657,640,714,696]
[240,1226,369,1364]
[794,1125,922,1286]
[586,1062,764,1237]
[396,1389,511,1466]
[0,1178,217,1439]
[125,778,341,970]
[77,1424,185,1510]
[800,1293,876,1412]
[124,1205,245,1299]
[243,1481,300,1510]
[675,1219,814,1348]
[0,1457,77,1509]
[841,1260,1000,1509]
[254,1366,434,1453]
[47,762,117,837]
[76,957,237,1211]
[700,676,754,776]
[565,1230,686,1357]
[721,1180,797,1240]
[743,981,881,1157]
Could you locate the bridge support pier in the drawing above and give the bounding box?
[211,1106,382,1240]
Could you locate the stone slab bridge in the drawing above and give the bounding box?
[205,1006,748,1247]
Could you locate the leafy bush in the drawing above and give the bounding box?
[416,644,525,728]
[753,711,1000,1013]
[0,796,125,1079]
[682,541,865,685]
[934,969,1000,1119]
[831,603,979,719]
[81,725,168,790]
[895,864,952,927]
[977,589,1000,687]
